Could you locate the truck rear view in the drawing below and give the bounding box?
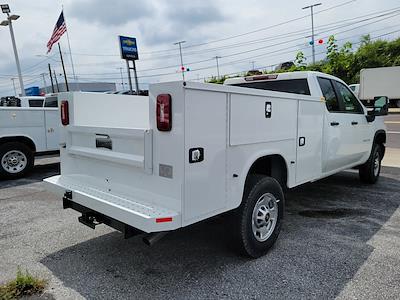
[45,90,187,236]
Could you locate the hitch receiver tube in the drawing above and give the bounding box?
[62,191,143,239]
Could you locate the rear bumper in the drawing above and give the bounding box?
[44,175,181,233]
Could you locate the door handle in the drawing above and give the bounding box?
[330,122,339,126]
[351,121,358,125]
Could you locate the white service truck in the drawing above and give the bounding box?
[0,95,60,179]
[44,71,388,258]
[359,66,400,108]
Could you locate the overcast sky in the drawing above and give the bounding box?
[0,0,399,96]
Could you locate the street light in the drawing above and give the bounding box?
[0,4,25,96]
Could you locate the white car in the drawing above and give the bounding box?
[44,71,387,258]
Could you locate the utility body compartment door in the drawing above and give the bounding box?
[44,108,59,150]
[183,88,227,225]
[295,100,324,184]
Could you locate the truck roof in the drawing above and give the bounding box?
[224,71,343,86]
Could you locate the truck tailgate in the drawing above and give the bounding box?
[44,175,180,232]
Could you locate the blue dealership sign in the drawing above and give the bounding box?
[119,36,139,60]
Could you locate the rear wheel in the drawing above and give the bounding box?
[359,144,382,184]
[232,176,284,258]
[0,142,34,179]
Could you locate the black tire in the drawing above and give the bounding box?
[0,142,34,179]
[359,143,382,184]
[232,175,284,258]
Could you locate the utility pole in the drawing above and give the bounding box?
[48,63,55,93]
[53,70,59,92]
[11,77,16,96]
[251,61,256,70]
[174,40,186,81]
[214,56,221,79]
[0,5,25,95]
[302,2,321,65]
[40,73,48,94]
[58,43,69,91]
[117,67,124,89]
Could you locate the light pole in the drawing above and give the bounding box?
[11,77,16,96]
[302,2,321,65]
[174,40,186,81]
[0,4,25,96]
[40,73,48,94]
[214,56,221,79]
[117,67,124,89]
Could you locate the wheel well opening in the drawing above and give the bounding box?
[0,136,36,152]
[375,132,386,145]
[246,155,288,189]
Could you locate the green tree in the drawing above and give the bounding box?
[295,51,307,68]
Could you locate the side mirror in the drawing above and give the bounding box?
[366,96,389,122]
[372,96,389,115]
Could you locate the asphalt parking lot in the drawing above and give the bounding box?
[1,119,400,299]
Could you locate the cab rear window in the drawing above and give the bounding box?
[29,99,44,107]
[232,79,310,95]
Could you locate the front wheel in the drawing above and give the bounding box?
[0,142,34,179]
[233,176,284,258]
[359,144,382,184]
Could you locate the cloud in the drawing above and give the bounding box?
[69,0,155,26]
[139,0,226,46]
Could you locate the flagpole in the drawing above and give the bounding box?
[62,6,79,89]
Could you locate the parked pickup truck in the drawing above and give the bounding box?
[44,71,388,258]
[0,95,59,179]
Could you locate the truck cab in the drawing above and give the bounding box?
[225,72,386,179]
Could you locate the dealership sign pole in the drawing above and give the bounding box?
[119,36,139,95]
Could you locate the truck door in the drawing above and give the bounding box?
[319,77,352,173]
[331,80,371,165]
[43,97,60,150]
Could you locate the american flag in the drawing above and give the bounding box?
[47,11,67,53]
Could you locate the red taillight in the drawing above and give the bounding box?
[156,217,173,223]
[60,100,69,126]
[156,94,172,131]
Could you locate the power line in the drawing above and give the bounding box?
[67,0,360,58]
[67,13,400,77]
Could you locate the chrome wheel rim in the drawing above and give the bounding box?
[1,150,27,174]
[252,193,279,242]
[373,151,380,177]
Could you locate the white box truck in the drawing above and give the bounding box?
[359,66,400,107]
[44,71,388,258]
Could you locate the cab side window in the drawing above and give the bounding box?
[333,81,363,114]
[317,77,340,112]
[44,97,58,108]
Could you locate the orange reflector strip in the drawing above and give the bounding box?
[156,217,173,223]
